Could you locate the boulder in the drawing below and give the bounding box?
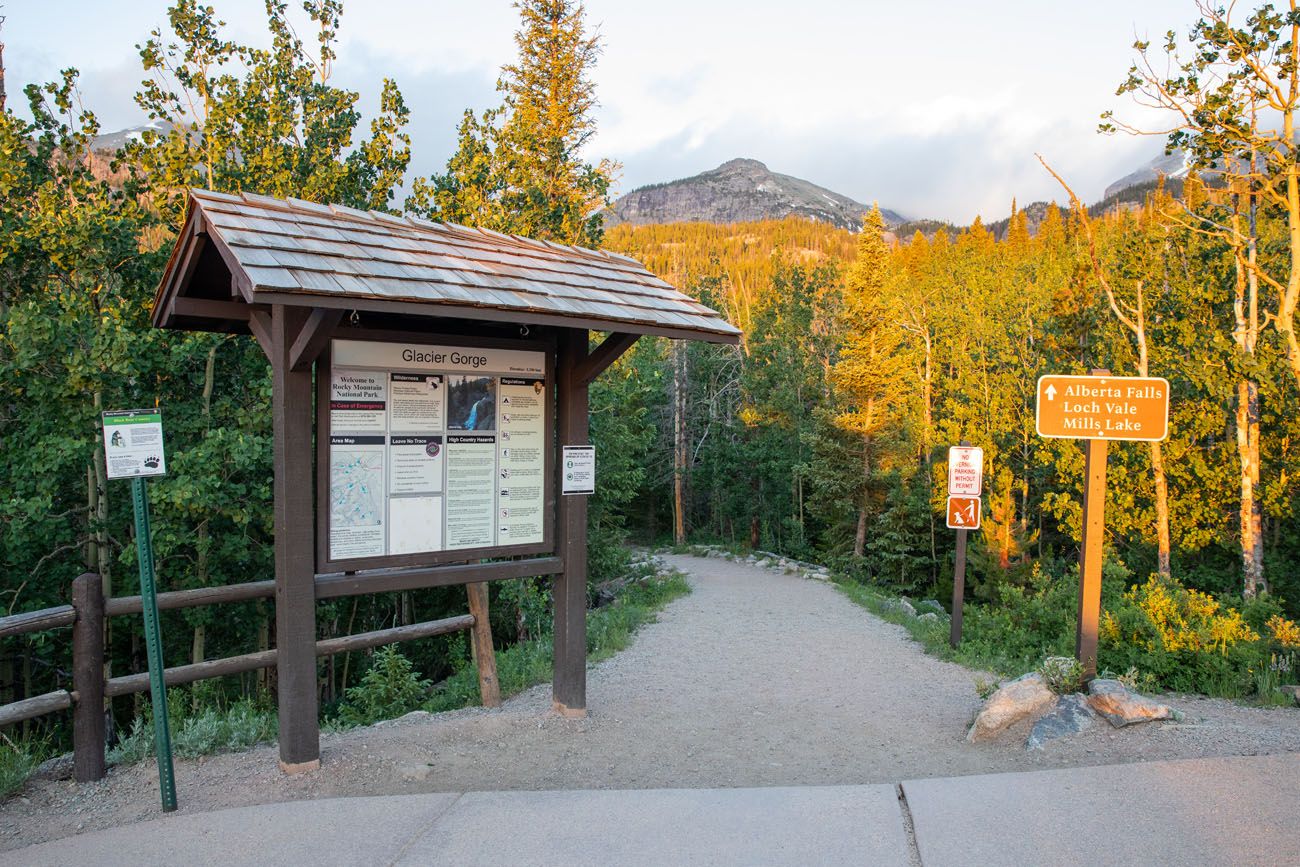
[1026,694,1096,750]
[897,599,917,617]
[917,612,940,624]
[30,753,74,782]
[967,673,1057,743]
[1278,684,1300,707]
[1086,679,1179,727]
[916,599,946,616]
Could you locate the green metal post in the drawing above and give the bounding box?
[132,476,177,812]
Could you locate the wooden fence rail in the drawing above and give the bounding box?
[0,567,505,783]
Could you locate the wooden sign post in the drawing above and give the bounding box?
[946,442,982,648]
[1035,370,1170,677]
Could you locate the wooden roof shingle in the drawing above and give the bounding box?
[153,189,741,343]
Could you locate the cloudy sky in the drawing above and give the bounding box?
[4,0,1196,223]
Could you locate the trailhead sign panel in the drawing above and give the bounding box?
[326,339,547,563]
[1035,374,1170,442]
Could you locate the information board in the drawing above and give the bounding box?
[947,446,983,497]
[326,339,548,562]
[946,495,981,530]
[1035,375,1169,442]
[562,445,595,495]
[102,409,168,480]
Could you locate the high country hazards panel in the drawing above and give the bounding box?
[327,340,547,561]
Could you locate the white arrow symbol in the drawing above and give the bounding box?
[1045,384,1057,400]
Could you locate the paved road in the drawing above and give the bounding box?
[5,753,1297,866]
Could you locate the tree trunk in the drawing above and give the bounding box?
[1237,380,1266,596]
[1150,441,1172,578]
[91,391,112,712]
[854,435,870,558]
[922,332,936,579]
[193,344,218,665]
[1235,180,1267,597]
[191,624,205,666]
[671,340,687,545]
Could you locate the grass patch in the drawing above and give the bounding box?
[108,693,277,765]
[0,740,41,799]
[425,566,690,712]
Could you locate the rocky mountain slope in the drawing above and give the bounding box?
[1104,149,1190,199]
[606,158,904,231]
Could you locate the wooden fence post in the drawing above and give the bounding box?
[465,583,501,707]
[71,572,106,782]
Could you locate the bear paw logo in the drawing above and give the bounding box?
[143,455,161,469]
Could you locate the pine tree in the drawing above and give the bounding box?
[408,0,615,247]
[831,205,910,557]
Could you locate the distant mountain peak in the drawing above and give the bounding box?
[605,158,904,231]
[715,157,769,172]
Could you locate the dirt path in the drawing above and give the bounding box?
[4,553,1299,852]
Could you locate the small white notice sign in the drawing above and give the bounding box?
[947,446,984,497]
[103,409,167,480]
[562,445,595,495]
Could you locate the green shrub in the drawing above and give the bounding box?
[1037,656,1086,694]
[0,741,40,798]
[108,691,277,764]
[336,645,431,727]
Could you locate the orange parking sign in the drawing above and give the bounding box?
[1036,375,1169,442]
[946,496,981,530]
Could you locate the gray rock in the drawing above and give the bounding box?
[30,753,74,782]
[917,612,940,624]
[968,673,1057,743]
[396,762,434,782]
[1278,684,1300,707]
[898,599,917,618]
[1086,679,1179,728]
[1027,694,1096,750]
[916,600,946,616]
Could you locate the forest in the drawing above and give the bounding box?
[3,0,1300,778]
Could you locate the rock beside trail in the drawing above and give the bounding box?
[30,754,73,782]
[1027,694,1096,750]
[967,673,1057,743]
[1086,679,1179,728]
[917,612,939,624]
[1280,685,1300,707]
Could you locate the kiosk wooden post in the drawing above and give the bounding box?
[151,190,740,773]
[271,305,321,772]
[554,330,590,716]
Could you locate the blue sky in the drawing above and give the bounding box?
[4,0,1198,222]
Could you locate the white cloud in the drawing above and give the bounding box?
[3,0,1199,222]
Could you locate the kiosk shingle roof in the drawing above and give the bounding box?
[154,189,740,343]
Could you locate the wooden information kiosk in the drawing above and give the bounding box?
[153,190,740,771]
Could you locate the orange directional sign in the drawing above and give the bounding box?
[946,496,981,530]
[1035,375,1169,442]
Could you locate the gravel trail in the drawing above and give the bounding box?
[4,553,1299,851]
